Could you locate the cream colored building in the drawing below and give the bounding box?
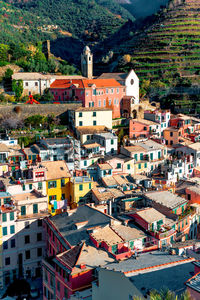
[68,107,113,130]
[1,190,48,289]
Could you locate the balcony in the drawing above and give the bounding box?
[149,226,176,240]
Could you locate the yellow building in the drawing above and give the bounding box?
[134,161,149,174]
[41,161,71,215]
[70,176,93,208]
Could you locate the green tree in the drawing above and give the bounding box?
[4,68,13,81]
[12,80,23,100]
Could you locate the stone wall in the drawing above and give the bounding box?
[0,103,82,120]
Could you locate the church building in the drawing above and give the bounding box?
[50,46,141,119]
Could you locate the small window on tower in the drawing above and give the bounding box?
[130,79,134,85]
[89,57,91,61]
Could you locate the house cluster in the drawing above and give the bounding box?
[2,46,200,299]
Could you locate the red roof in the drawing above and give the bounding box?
[50,78,123,89]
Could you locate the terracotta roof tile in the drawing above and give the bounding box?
[50,78,123,89]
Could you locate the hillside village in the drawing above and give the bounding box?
[1,46,200,299]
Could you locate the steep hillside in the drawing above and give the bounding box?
[114,0,200,113]
[2,0,134,43]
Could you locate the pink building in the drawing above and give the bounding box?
[50,78,125,119]
[129,119,160,139]
[42,205,116,298]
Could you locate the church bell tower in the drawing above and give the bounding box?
[81,46,93,79]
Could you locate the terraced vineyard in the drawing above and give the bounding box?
[133,0,200,75]
[117,0,200,113]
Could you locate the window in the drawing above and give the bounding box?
[21,206,26,216]
[117,88,119,94]
[48,181,57,189]
[134,154,138,161]
[79,112,82,117]
[61,179,65,187]
[93,112,96,117]
[5,257,10,265]
[33,204,38,214]
[150,153,153,161]
[10,212,14,221]
[111,88,114,94]
[3,227,7,236]
[170,132,173,137]
[127,164,130,170]
[10,225,15,234]
[25,250,30,260]
[109,99,111,106]
[37,233,42,241]
[92,89,96,96]
[170,140,173,145]
[57,280,60,292]
[106,88,108,94]
[158,151,161,159]
[25,235,30,244]
[104,99,106,106]
[49,195,57,201]
[188,194,191,201]
[25,82,28,86]
[93,121,96,126]
[22,184,26,191]
[140,153,143,161]
[38,182,42,190]
[89,183,91,189]
[29,184,32,190]
[111,139,114,145]
[144,127,147,131]
[2,213,7,222]
[130,79,134,85]
[98,100,101,107]
[84,160,87,166]
[144,162,147,168]
[37,248,42,257]
[38,219,42,227]
[25,221,30,229]
[79,121,83,126]
[11,239,15,248]
[3,241,8,250]
[79,184,83,191]
[117,163,121,169]
[61,193,65,200]
[35,82,38,86]
[138,163,141,169]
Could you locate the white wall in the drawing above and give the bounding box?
[125,70,140,104]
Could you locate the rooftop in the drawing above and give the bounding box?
[13,72,85,81]
[104,250,195,275]
[48,205,114,246]
[76,126,108,135]
[98,72,127,82]
[12,190,45,201]
[42,137,71,145]
[50,78,123,89]
[135,207,166,224]
[97,163,112,170]
[41,160,71,180]
[94,132,117,139]
[111,223,146,241]
[92,188,124,202]
[0,143,10,152]
[74,107,112,112]
[188,142,200,151]
[145,191,187,209]
[91,225,123,246]
[131,118,159,126]
[186,272,200,293]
